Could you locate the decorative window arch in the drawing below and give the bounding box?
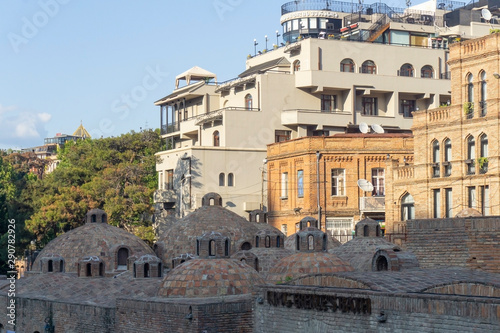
[421,65,433,78]
[466,135,476,174]
[340,58,355,72]
[361,60,376,74]
[307,235,314,250]
[48,260,53,272]
[265,236,271,248]
[363,225,369,237]
[227,173,234,186]
[401,193,415,221]
[444,138,452,177]
[480,71,487,116]
[467,73,474,104]
[245,94,253,109]
[293,60,301,72]
[213,131,220,147]
[224,239,229,256]
[480,133,488,173]
[432,140,440,177]
[209,240,216,256]
[117,247,129,267]
[255,236,260,248]
[219,173,225,186]
[400,63,414,77]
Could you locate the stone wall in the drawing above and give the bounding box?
[405,217,500,273]
[115,295,254,333]
[255,285,500,333]
[0,296,115,333]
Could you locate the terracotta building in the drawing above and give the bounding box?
[386,32,500,234]
[266,134,413,239]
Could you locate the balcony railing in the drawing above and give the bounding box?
[359,196,385,212]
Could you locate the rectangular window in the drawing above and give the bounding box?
[445,188,452,218]
[326,217,353,243]
[275,130,291,143]
[292,19,299,30]
[309,18,317,29]
[481,185,490,215]
[281,224,288,236]
[166,169,174,190]
[467,186,476,209]
[281,172,288,199]
[300,18,308,29]
[372,168,385,196]
[433,189,441,218]
[362,97,378,116]
[331,169,345,196]
[319,18,327,29]
[400,99,415,118]
[321,95,337,111]
[297,170,304,198]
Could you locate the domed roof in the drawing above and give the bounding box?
[157,259,265,298]
[266,252,353,283]
[32,217,155,274]
[231,247,294,275]
[284,229,341,252]
[156,193,283,267]
[332,237,417,271]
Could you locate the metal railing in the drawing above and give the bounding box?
[282,108,351,114]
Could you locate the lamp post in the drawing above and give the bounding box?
[254,39,258,56]
[265,35,268,50]
[276,30,281,46]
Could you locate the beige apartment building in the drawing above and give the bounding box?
[386,32,500,235]
[154,0,500,221]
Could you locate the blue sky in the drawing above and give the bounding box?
[0,0,417,149]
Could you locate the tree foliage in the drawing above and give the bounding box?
[25,129,162,247]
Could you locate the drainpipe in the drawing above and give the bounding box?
[316,151,322,226]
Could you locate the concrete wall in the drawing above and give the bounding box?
[255,285,500,333]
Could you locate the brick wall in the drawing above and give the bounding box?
[255,285,500,333]
[405,217,500,273]
[115,295,254,333]
[0,296,115,333]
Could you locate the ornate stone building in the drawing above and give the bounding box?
[386,32,500,234]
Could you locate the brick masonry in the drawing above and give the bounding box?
[405,216,500,273]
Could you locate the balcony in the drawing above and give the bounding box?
[161,122,179,135]
[281,109,352,126]
[360,196,385,212]
[154,189,177,203]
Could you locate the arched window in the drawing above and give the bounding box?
[467,136,476,175]
[363,225,369,237]
[144,263,150,278]
[376,256,388,271]
[86,263,92,277]
[227,173,234,186]
[296,234,300,251]
[467,74,474,118]
[361,60,376,74]
[322,234,327,251]
[117,248,129,267]
[102,214,107,223]
[276,236,281,248]
[245,94,253,109]
[224,239,229,256]
[421,65,433,78]
[219,173,225,186]
[400,63,414,77]
[196,239,200,255]
[60,260,64,272]
[480,71,487,116]
[432,140,440,177]
[48,260,53,272]
[293,60,301,72]
[255,236,260,248]
[265,236,271,248]
[308,235,314,250]
[480,134,488,173]
[444,139,452,177]
[91,214,97,223]
[209,240,216,256]
[340,58,355,72]
[213,131,220,146]
[99,262,104,276]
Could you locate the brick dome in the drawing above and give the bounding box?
[32,213,155,274]
[266,252,354,283]
[157,259,265,298]
[231,247,294,275]
[155,192,283,268]
[332,237,419,272]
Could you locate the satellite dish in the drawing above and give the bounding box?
[371,124,385,134]
[359,122,369,134]
[357,179,374,192]
[482,8,492,21]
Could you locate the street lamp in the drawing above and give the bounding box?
[254,38,258,56]
[276,30,281,46]
[265,35,268,50]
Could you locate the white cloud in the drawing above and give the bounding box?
[0,104,52,149]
